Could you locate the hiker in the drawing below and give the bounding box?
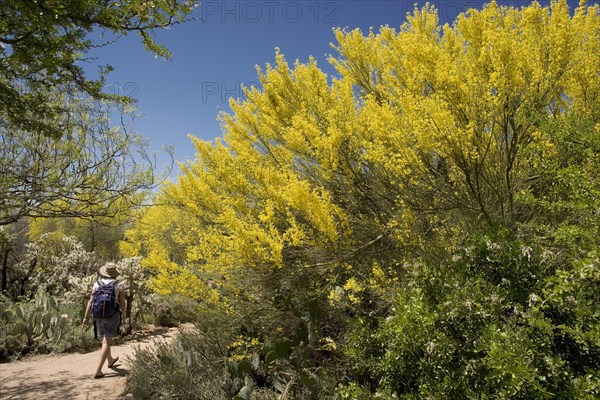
[82,262,126,379]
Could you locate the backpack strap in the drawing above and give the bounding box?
[104,279,120,310]
[97,278,116,288]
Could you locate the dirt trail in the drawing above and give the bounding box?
[0,326,178,400]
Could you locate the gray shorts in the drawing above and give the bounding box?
[94,310,121,338]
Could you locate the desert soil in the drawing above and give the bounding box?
[0,326,178,400]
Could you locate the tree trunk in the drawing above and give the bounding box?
[1,246,10,293]
[20,258,37,298]
[123,278,135,335]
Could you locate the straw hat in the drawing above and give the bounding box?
[99,262,119,278]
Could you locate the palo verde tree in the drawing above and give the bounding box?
[0,0,193,226]
[0,99,169,226]
[28,213,129,261]
[123,1,599,398]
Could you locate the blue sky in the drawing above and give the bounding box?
[86,0,587,175]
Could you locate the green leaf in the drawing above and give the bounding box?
[273,375,288,393]
[237,385,253,400]
[13,321,28,335]
[265,351,277,365]
[251,352,261,370]
[292,324,308,346]
[300,370,318,396]
[237,360,253,378]
[274,337,292,358]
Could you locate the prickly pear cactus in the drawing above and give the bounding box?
[0,290,72,357]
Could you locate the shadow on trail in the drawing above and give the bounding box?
[108,363,129,378]
[2,365,117,399]
[0,326,178,399]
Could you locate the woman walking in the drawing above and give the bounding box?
[83,262,126,379]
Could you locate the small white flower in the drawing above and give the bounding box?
[542,250,554,262]
[528,293,539,304]
[426,341,436,355]
[486,240,501,252]
[521,246,533,261]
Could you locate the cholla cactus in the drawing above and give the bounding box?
[14,234,101,297]
[66,274,97,310]
[0,226,11,245]
[117,257,152,332]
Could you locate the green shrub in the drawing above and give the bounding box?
[151,294,202,327]
[339,236,600,399]
[152,300,177,327]
[126,330,227,399]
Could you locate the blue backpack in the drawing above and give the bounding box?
[92,280,118,318]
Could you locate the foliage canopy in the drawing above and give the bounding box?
[0,0,195,138]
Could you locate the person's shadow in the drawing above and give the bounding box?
[108,363,128,377]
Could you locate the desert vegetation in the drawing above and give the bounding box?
[1,1,598,399]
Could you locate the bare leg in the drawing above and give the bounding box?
[105,337,119,367]
[106,337,114,363]
[95,336,114,377]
